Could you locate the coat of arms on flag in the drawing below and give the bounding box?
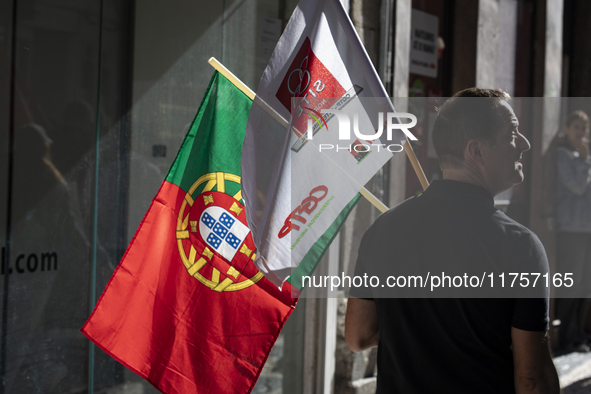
[176,172,263,291]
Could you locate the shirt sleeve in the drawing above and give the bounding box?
[511,232,550,331]
[512,298,550,331]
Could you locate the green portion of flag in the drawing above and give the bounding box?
[167,70,361,289]
[288,193,361,290]
[165,71,251,199]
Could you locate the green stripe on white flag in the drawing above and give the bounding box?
[288,193,361,289]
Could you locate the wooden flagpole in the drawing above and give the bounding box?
[207,57,427,213]
[404,143,429,190]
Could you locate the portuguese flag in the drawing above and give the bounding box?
[82,71,357,393]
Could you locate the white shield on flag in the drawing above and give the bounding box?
[199,206,250,262]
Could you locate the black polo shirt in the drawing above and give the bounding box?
[350,179,550,394]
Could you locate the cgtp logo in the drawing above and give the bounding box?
[287,56,314,98]
[276,37,346,136]
[278,185,329,239]
[276,36,419,156]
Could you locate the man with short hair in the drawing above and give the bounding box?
[345,88,560,393]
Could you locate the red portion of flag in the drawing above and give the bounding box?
[82,180,296,394]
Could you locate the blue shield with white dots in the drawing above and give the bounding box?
[199,206,250,262]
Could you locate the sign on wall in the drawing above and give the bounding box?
[410,9,439,78]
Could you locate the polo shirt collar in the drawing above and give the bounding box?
[425,179,495,205]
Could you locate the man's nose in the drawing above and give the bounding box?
[518,132,531,152]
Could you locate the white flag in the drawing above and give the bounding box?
[241,0,411,286]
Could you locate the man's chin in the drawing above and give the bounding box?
[512,170,525,185]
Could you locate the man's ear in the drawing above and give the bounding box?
[465,139,485,165]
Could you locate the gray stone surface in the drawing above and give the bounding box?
[335,297,354,393]
[543,0,563,97]
[335,297,378,394]
[253,335,284,394]
[476,0,500,88]
[98,382,144,394]
[350,0,381,66]
[350,377,377,394]
[554,350,591,393]
[392,0,411,98]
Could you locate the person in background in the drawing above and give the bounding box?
[555,110,591,352]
